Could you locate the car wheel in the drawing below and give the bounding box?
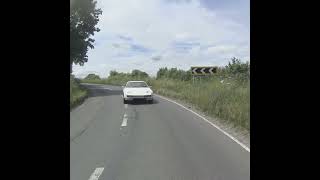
[148,99,153,104]
[123,99,127,104]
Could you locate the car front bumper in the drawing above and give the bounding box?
[124,95,153,101]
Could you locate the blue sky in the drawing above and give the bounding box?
[73,0,250,78]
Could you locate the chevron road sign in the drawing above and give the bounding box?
[191,66,217,75]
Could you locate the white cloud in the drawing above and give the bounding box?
[206,45,237,55]
[73,0,249,78]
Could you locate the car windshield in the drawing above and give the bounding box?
[126,82,148,88]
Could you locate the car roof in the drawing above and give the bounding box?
[127,81,146,83]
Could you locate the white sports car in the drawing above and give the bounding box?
[122,81,153,104]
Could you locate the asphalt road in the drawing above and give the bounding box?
[70,83,250,180]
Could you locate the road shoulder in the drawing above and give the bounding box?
[155,94,250,149]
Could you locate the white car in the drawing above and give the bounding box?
[122,81,153,104]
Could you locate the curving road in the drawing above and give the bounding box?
[70,83,250,180]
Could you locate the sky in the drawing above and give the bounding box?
[73,0,250,78]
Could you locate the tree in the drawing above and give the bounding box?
[84,73,100,80]
[109,70,119,77]
[156,67,168,79]
[131,69,149,78]
[156,67,191,81]
[225,57,250,75]
[70,0,102,72]
[225,57,250,82]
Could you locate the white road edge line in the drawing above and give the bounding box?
[88,167,104,180]
[121,114,128,127]
[154,94,250,152]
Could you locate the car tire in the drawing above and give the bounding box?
[148,99,153,104]
[123,99,127,104]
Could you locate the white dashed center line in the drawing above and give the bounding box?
[88,167,104,180]
[121,114,128,127]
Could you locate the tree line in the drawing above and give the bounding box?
[84,57,249,82]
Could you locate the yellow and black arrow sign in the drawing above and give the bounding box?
[191,66,217,75]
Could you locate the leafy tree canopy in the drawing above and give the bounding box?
[70,0,102,72]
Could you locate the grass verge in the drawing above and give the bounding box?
[149,78,250,131]
[70,76,88,110]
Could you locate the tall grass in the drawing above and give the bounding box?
[70,76,88,109]
[149,77,250,131]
